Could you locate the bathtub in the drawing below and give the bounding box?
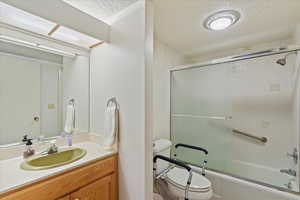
[190,165,300,200]
[228,160,298,191]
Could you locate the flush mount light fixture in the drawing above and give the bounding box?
[204,10,240,31]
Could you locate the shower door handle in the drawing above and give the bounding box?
[284,182,293,190]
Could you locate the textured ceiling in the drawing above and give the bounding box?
[62,0,139,23]
[154,0,300,57]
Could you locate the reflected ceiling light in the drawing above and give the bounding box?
[0,2,55,35]
[0,35,37,46]
[0,34,76,57]
[9,14,52,32]
[55,31,80,42]
[38,45,77,57]
[204,10,240,31]
[0,2,96,48]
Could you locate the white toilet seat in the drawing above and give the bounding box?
[165,167,213,200]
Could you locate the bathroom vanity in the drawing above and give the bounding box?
[0,141,118,200]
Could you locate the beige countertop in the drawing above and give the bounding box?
[0,141,117,194]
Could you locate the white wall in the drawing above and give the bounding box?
[63,56,89,133]
[293,23,300,44]
[90,2,146,200]
[153,39,186,140]
[145,1,154,199]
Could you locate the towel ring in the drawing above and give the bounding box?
[68,99,75,106]
[107,97,119,109]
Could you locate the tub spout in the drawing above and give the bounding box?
[280,169,296,177]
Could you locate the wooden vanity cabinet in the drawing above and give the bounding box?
[70,173,116,200]
[57,173,116,200]
[57,196,70,200]
[0,154,118,200]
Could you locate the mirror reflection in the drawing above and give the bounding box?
[0,41,89,145]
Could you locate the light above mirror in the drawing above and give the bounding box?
[0,2,102,48]
[52,26,100,48]
[204,10,240,31]
[0,34,77,57]
[0,2,56,35]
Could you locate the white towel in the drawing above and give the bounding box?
[64,104,75,134]
[103,101,118,149]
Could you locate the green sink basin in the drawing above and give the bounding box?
[21,148,87,170]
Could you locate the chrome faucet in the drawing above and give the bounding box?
[284,178,296,190]
[280,169,296,177]
[287,148,298,165]
[284,181,293,190]
[40,140,58,155]
[47,140,58,154]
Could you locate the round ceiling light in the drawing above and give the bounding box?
[204,10,240,31]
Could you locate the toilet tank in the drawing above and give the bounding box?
[153,138,172,174]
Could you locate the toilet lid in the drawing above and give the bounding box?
[165,167,211,192]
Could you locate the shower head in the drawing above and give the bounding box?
[276,51,297,66]
[276,58,286,66]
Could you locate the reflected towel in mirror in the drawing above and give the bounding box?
[64,104,75,134]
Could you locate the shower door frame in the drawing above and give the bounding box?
[169,47,300,195]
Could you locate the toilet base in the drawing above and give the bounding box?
[153,193,163,200]
[168,183,213,200]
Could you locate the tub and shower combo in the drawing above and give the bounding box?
[167,47,300,199]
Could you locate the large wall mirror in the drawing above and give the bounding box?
[0,41,90,146]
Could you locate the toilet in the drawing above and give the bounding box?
[153,139,213,200]
[153,193,163,200]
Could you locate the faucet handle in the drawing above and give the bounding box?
[49,140,57,148]
[47,140,58,154]
[50,140,56,145]
[280,169,297,177]
[284,182,292,190]
[287,148,298,165]
[22,135,29,143]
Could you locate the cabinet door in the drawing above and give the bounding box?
[57,196,70,200]
[70,174,116,200]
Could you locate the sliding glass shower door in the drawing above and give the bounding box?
[170,51,299,192]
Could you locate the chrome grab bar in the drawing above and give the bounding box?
[232,129,268,144]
